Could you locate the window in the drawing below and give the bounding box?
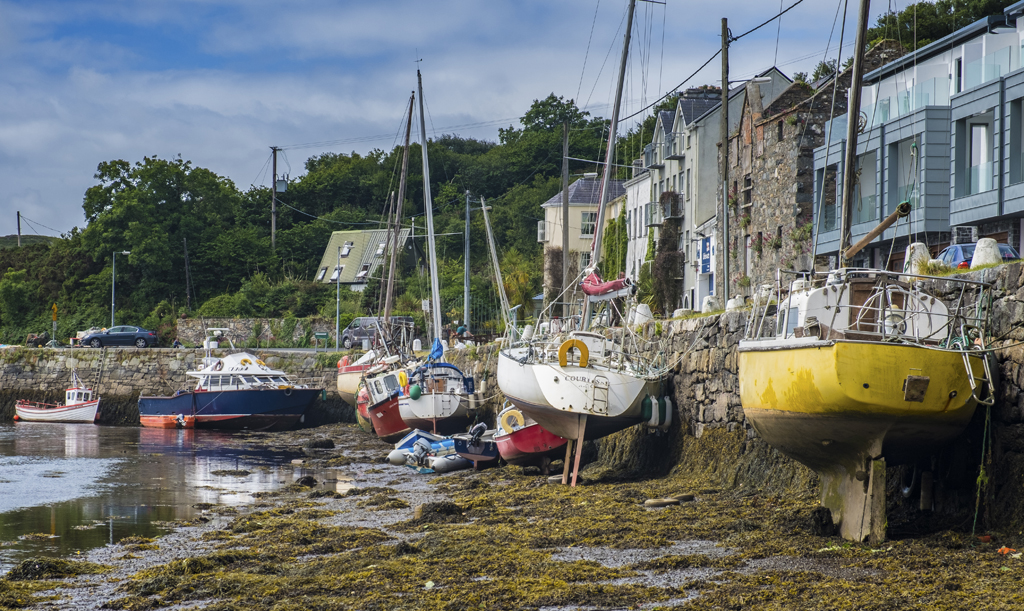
[686,169,691,201]
[954,57,963,94]
[1012,100,1024,185]
[626,210,631,239]
[853,151,877,224]
[581,211,597,237]
[777,120,784,142]
[969,123,992,194]
[888,138,918,213]
[580,251,592,271]
[329,265,343,282]
[374,243,386,257]
[537,220,548,242]
[339,241,354,257]
[355,264,371,280]
[316,267,328,281]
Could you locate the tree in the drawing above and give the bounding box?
[867,1,1018,50]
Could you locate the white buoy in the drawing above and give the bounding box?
[903,242,931,277]
[971,238,1001,268]
[429,454,471,473]
[701,295,720,313]
[413,338,422,351]
[633,303,653,326]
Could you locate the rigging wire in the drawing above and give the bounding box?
[576,0,603,104]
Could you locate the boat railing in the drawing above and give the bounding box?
[745,268,992,349]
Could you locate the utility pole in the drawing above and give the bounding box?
[720,17,730,304]
[561,119,570,317]
[464,190,471,333]
[271,146,279,251]
[183,237,192,311]
[16,212,20,247]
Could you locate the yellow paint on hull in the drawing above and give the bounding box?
[738,341,982,470]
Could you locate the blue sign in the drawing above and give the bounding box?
[700,236,712,274]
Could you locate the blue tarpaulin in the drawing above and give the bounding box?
[428,337,444,361]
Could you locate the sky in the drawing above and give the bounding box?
[0,0,898,238]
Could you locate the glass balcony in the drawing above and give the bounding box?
[965,46,1012,91]
[853,194,877,225]
[968,161,994,195]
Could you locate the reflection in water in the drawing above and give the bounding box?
[0,423,326,573]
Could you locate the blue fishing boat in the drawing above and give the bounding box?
[138,349,320,431]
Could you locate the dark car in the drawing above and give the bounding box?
[82,325,158,348]
[936,243,1020,269]
[339,316,414,350]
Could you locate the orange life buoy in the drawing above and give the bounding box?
[339,356,350,368]
[557,339,589,368]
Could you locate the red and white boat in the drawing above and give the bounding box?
[364,362,412,443]
[15,371,100,424]
[337,351,378,406]
[493,404,567,472]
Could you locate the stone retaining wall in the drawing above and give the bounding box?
[174,318,340,347]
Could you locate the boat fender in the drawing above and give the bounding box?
[409,384,422,400]
[659,396,673,429]
[398,371,408,387]
[283,387,292,396]
[557,339,589,368]
[499,409,525,434]
[12,414,18,421]
[641,395,654,425]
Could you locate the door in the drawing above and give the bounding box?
[108,326,132,346]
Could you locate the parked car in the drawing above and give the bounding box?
[339,316,414,350]
[82,325,158,348]
[936,243,1020,269]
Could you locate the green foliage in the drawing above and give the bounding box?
[867,1,1018,50]
[602,206,628,279]
[0,268,37,328]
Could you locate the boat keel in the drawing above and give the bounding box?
[821,450,887,543]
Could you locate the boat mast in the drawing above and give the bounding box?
[583,0,636,329]
[480,197,514,334]
[417,70,443,344]
[383,92,415,327]
[838,0,871,268]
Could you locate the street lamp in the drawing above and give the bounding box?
[335,245,341,351]
[111,250,130,327]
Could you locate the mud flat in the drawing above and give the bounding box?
[3,422,1024,611]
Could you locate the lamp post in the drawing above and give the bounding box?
[335,245,341,351]
[111,250,130,327]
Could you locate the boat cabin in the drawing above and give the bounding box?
[411,363,474,395]
[66,387,94,406]
[367,370,406,405]
[187,352,299,391]
[750,269,952,345]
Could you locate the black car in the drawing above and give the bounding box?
[82,325,158,348]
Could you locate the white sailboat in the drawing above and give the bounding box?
[397,70,476,435]
[496,0,672,484]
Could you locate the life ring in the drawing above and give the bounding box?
[240,358,252,366]
[255,359,266,367]
[397,371,408,387]
[213,360,223,371]
[282,386,293,396]
[499,408,525,434]
[557,339,589,368]
[339,356,350,368]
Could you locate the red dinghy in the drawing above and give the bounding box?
[580,271,633,300]
[494,405,567,472]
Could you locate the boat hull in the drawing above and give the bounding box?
[138,388,319,432]
[368,396,411,443]
[738,340,983,470]
[497,348,656,440]
[337,364,371,406]
[495,423,567,466]
[15,399,100,424]
[398,393,471,436]
[452,434,499,464]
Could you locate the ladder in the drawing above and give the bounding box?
[590,375,610,415]
[961,328,995,407]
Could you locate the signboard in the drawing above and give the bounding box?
[422,300,431,312]
[699,236,712,274]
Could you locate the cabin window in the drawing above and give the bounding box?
[200,378,209,389]
[374,380,384,395]
[241,376,256,384]
[786,307,800,337]
[384,375,399,392]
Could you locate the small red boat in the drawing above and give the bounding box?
[494,405,567,473]
[580,271,632,298]
[364,368,411,443]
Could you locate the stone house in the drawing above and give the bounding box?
[726,41,905,297]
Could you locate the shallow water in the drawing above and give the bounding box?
[0,422,342,573]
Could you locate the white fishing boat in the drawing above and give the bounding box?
[15,370,100,424]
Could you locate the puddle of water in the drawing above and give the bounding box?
[0,422,337,573]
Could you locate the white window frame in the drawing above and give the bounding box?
[340,241,354,257]
[580,211,597,237]
[355,264,371,280]
[317,267,328,281]
[330,265,344,282]
[580,251,592,271]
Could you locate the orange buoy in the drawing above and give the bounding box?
[12,414,19,421]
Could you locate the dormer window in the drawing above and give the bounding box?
[339,242,354,257]
[355,264,371,280]
[374,243,386,257]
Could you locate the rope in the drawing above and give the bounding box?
[972,403,992,537]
